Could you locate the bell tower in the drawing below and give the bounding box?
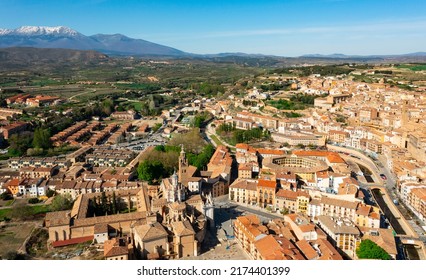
[178,144,188,183]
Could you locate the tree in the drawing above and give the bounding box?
[33,128,51,150]
[188,144,215,170]
[8,131,33,156]
[356,239,391,260]
[137,160,166,184]
[101,191,108,215]
[45,189,55,198]
[168,128,205,153]
[296,143,306,149]
[111,191,117,214]
[49,194,73,211]
[0,192,13,201]
[28,198,40,204]
[101,98,114,116]
[3,251,28,260]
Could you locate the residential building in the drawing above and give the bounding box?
[316,215,362,259]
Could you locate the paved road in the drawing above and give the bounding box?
[328,145,426,242]
[214,195,283,232]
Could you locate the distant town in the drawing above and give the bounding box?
[0,54,425,260]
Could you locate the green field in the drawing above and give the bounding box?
[121,101,144,111]
[396,64,426,71]
[0,208,11,220]
[0,204,50,221]
[209,134,224,147]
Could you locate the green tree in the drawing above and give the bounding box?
[101,191,108,215]
[49,194,73,211]
[33,128,51,150]
[111,191,117,214]
[187,144,215,170]
[101,98,114,116]
[45,189,55,198]
[28,198,40,204]
[0,192,13,201]
[296,143,306,149]
[8,131,33,156]
[137,160,166,184]
[356,239,391,260]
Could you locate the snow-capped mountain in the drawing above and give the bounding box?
[0,26,81,37]
[0,26,185,56]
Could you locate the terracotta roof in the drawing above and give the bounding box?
[310,198,321,206]
[236,143,250,150]
[356,205,371,216]
[237,214,260,227]
[296,239,318,260]
[94,223,108,234]
[104,246,128,258]
[338,184,358,196]
[276,189,297,200]
[257,179,276,189]
[170,201,186,211]
[292,150,345,164]
[369,212,380,219]
[316,171,329,179]
[104,238,129,258]
[321,196,359,209]
[135,222,168,241]
[172,220,195,236]
[238,163,252,170]
[299,224,316,233]
[256,148,286,156]
[314,238,343,260]
[6,178,21,186]
[73,211,146,227]
[411,188,426,199]
[45,211,71,227]
[276,189,309,200]
[255,235,286,260]
[229,179,257,191]
[52,235,93,248]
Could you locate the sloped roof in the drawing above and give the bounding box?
[135,222,168,241]
[172,220,195,236]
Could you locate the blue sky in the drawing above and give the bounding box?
[1,0,425,56]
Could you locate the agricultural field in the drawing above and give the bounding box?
[396,64,426,71]
[0,222,36,257]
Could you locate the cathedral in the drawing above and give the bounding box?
[158,145,215,228]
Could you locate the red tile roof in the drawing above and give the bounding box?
[52,236,93,248]
[257,179,276,189]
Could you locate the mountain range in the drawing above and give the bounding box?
[1,26,426,60]
[0,26,185,56]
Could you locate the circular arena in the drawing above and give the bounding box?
[262,155,329,180]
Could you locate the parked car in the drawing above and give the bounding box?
[380,174,387,180]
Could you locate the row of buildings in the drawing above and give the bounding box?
[234,213,396,260]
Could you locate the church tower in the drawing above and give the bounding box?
[401,99,409,126]
[178,144,188,183]
[171,169,178,188]
[203,193,215,229]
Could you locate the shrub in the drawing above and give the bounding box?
[28,198,40,204]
